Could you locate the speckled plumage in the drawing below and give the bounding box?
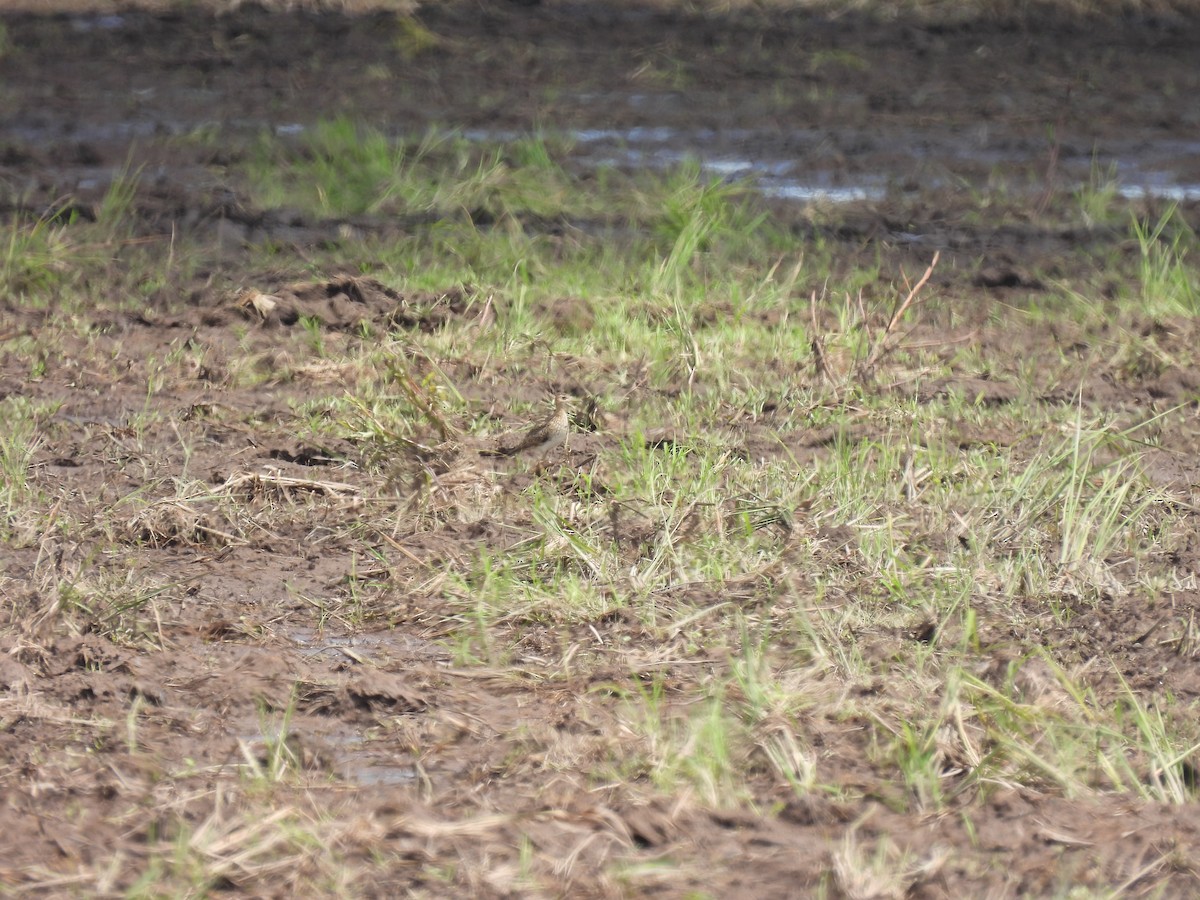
[481,394,572,458]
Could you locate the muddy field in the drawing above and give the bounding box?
[3,1,1200,897]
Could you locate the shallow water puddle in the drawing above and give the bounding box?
[468,120,1200,204]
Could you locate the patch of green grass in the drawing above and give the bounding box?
[0,166,201,314]
[960,658,1200,805]
[1074,158,1121,228]
[246,120,584,222]
[0,205,74,302]
[0,396,42,494]
[252,128,1189,828]
[1132,203,1200,316]
[11,111,1200,896]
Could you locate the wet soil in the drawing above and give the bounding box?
[4,1,1200,896]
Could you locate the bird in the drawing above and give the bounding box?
[480,393,572,458]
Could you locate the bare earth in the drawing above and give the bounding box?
[3,1,1200,897]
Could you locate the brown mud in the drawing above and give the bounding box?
[3,1,1200,896]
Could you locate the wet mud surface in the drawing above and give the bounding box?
[4,1,1200,896]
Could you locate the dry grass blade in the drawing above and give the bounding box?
[125,497,241,547]
[220,471,360,499]
[387,353,462,441]
[860,251,940,374]
[393,813,517,838]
